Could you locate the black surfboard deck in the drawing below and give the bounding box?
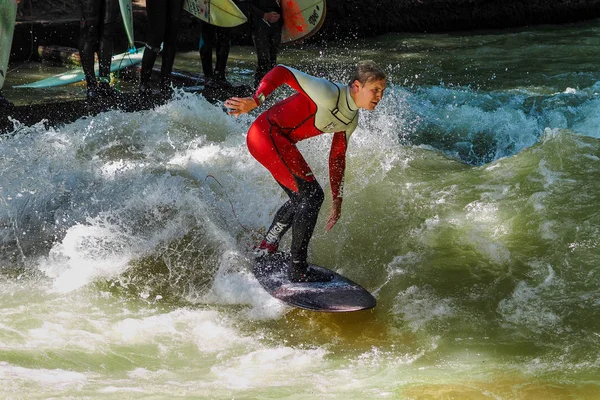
[253,252,376,312]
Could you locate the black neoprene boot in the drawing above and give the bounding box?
[289,260,333,283]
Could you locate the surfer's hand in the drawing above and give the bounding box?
[225,97,257,117]
[264,12,280,23]
[325,198,343,232]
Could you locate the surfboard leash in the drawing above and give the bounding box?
[204,174,252,233]
[111,46,136,91]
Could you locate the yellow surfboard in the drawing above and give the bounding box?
[0,0,17,90]
[281,0,326,44]
[184,0,247,28]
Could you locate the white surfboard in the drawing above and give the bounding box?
[184,0,247,28]
[15,48,145,89]
[0,0,18,90]
[281,0,326,44]
[118,0,135,50]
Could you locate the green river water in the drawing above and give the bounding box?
[1,18,600,399]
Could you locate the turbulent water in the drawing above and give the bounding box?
[2,19,600,399]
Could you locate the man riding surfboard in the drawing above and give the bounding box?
[225,61,387,282]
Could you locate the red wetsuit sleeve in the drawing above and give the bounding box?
[329,131,348,199]
[252,65,308,106]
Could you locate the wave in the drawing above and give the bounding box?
[0,87,598,330]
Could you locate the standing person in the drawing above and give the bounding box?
[199,20,233,88]
[250,0,282,87]
[224,61,387,282]
[0,0,20,109]
[139,0,185,98]
[77,0,120,101]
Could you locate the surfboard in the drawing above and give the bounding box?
[0,0,17,90]
[118,0,135,50]
[184,0,247,28]
[15,48,145,89]
[281,0,326,44]
[253,252,376,312]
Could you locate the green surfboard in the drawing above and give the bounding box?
[15,48,144,89]
[118,0,135,50]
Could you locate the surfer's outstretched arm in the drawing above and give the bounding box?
[225,65,332,117]
[225,65,292,117]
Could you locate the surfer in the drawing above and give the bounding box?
[249,0,283,87]
[199,20,233,89]
[139,0,185,97]
[77,0,120,101]
[224,61,387,282]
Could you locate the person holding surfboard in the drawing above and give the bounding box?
[225,61,387,282]
[77,0,120,101]
[139,0,185,98]
[249,0,283,87]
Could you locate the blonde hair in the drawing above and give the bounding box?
[349,60,386,85]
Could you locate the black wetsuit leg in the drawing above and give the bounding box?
[200,22,231,83]
[214,26,231,80]
[97,0,119,82]
[140,0,165,88]
[199,21,216,78]
[140,0,184,90]
[264,179,324,267]
[160,0,184,90]
[77,0,118,89]
[252,21,281,87]
[78,0,102,89]
[288,179,324,268]
[263,187,296,246]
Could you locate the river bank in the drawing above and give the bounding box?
[9,0,600,62]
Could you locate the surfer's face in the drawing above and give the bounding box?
[352,79,386,110]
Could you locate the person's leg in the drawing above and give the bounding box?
[199,20,216,79]
[256,186,297,255]
[252,25,272,87]
[247,114,330,282]
[288,178,324,280]
[139,0,166,92]
[97,0,119,95]
[159,0,184,92]
[267,24,282,74]
[214,26,231,82]
[263,177,329,282]
[77,0,101,96]
[247,113,298,255]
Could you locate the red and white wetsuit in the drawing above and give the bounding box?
[249,65,359,277]
[248,64,359,198]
